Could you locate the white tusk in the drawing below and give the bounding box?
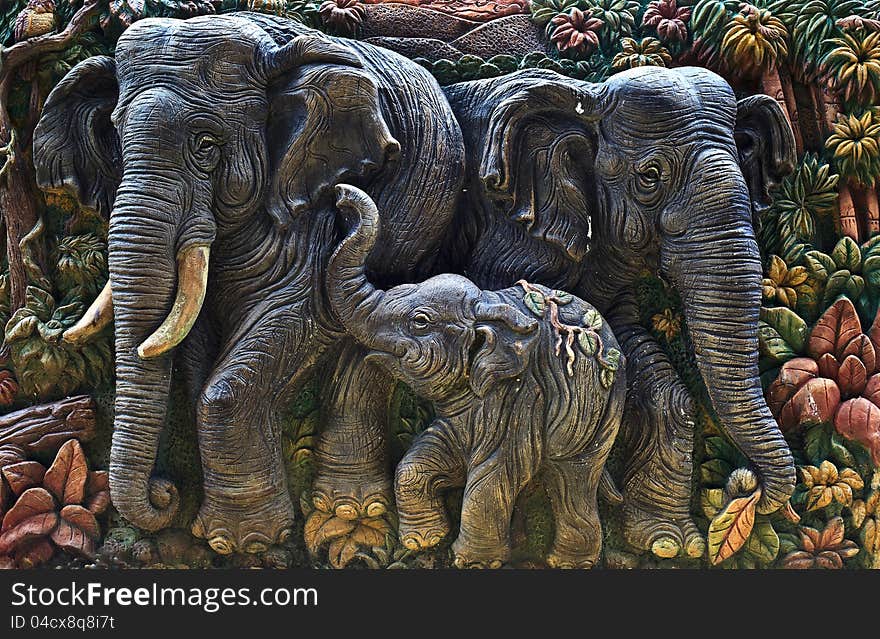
[62,280,113,345]
[137,244,210,359]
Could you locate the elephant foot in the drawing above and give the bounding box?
[622,502,705,559]
[310,472,392,521]
[451,537,508,569]
[192,490,295,555]
[398,511,450,551]
[545,551,596,569]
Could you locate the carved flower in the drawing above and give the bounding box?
[766,297,880,466]
[549,9,603,55]
[0,440,109,568]
[642,0,691,43]
[782,516,859,568]
[319,0,366,36]
[0,371,18,407]
[720,4,788,76]
[651,308,681,341]
[762,255,810,308]
[611,37,673,71]
[799,460,864,510]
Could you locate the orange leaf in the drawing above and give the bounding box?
[817,353,840,380]
[350,523,387,548]
[809,298,863,360]
[84,471,110,515]
[1,462,45,498]
[767,358,817,416]
[327,536,358,569]
[834,397,880,466]
[707,487,762,565]
[1,488,55,532]
[782,501,801,523]
[841,334,877,375]
[51,506,99,559]
[303,510,333,554]
[819,516,846,548]
[43,440,88,506]
[0,513,59,555]
[782,377,840,431]
[838,355,868,396]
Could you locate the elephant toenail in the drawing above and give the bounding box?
[366,502,386,517]
[427,535,442,547]
[651,537,680,559]
[335,504,358,520]
[403,537,420,550]
[312,494,331,513]
[209,536,234,555]
[685,537,706,558]
[488,560,502,569]
[277,528,293,544]
[245,541,268,555]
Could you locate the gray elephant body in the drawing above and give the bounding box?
[441,67,798,557]
[33,13,465,553]
[326,185,626,568]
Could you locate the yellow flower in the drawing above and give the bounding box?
[800,460,864,510]
[762,255,809,308]
[651,308,681,340]
[611,37,672,71]
[825,111,880,185]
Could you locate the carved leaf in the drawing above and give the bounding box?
[766,357,817,416]
[834,397,880,466]
[0,512,58,555]
[553,290,573,305]
[841,334,877,375]
[2,461,46,497]
[760,306,807,353]
[744,520,779,563]
[43,439,88,505]
[302,510,333,555]
[707,487,761,565]
[50,505,99,558]
[327,535,359,569]
[831,236,861,272]
[1,487,55,532]
[306,513,356,555]
[523,292,546,317]
[577,330,599,356]
[779,377,840,431]
[14,538,55,569]
[583,309,603,331]
[701,488,724,520]
[838,355,868,396]
[808,298,862,360]
[817,353,840,380]
[349,518,389,548]
[84,471,110,515]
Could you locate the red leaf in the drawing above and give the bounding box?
[1,488,55,532]
[809,298,863,360]
[85,471,110,515]
[2,462,46,498]
[767,358,817,416]
[51,505,98,558]
[15,538,55,568]
[841,334,877,375]
[0,513,59,554]
[817,353,840,380]
[43,440,88,506]
[834,397,880,466]
[865,374,880,406]
[838,355,868,397]
[781,377,840,431]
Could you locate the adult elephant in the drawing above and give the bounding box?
[33,13,465,554]
[439,67,798,558]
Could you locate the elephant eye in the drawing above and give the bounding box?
[195,133,221,151]
[634,162,666,205]
[191,132,222,172]
[637,165,662,189]
[411,312,431,330]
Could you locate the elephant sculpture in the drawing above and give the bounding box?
[32,13,466,554]
[326,184,626,569]
[439,67,799,558]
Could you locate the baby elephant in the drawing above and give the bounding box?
[326,184,626,568]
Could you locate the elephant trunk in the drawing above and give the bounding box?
[665,155,795,514]
[107,185,188,531]
[326,184,395,352]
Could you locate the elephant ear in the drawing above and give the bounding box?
[33,56,120,219]
[478,72,609,262]
[263,37,400,230]
[468,295,539,398]
[734,95,796,211]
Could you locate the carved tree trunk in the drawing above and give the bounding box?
[0,394,96,466]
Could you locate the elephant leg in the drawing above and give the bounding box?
[395,418,467,551]
[192,299,335,555]
[452,445,534,568]
[543,458,603,569]
[311,339,396,521]
[609,297,704,559]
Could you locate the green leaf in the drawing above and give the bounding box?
[523,291,546,317]
[705,436,748,467]
[604,348,621,371]
[863,255,880,288]
[553,290,573,305]
[701,488,725,519]
[759,307,807,353]
[701,458,734,486]
[804,423,832,466]
[578,331,599,356]
[744,519,780,563]
[804,250,835,280]
[599,368,615,389]
[757,322,795,364]
[831,236,861,272]
[5,315,38,342]
[24,287,54,319]
[823,270,851,306]
[583,309,603,331]
[845,274,865,301]
[830,432,858,469]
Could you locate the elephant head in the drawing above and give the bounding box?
[327,185,539,403]
[32,16,400,531]
[470,67,797,515]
